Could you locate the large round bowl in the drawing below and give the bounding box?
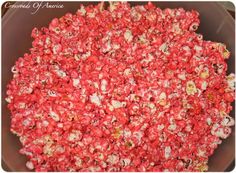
[2,1,235,171]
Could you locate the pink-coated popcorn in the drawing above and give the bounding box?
[6,2,235,172]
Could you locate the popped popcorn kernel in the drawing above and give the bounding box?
[26,161,34,170]
[158,92,167,106]
[112,127,122,139]
[164,146,171,159]
[196,163,208,172]
[200,70,209,79]
[226,73,235,90]
[124,30,133,42]
[111,100,126,109]
[186,81,197,95]
[90,93,101,106]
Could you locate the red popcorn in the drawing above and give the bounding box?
[6,2,235,172]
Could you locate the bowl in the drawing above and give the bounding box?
[2,1,235,171]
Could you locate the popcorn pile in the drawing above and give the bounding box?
[6,2,235,172]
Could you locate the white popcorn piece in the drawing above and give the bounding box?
[111,100,126,109]
[87,12,95,18]
[109,1,119,12]
[90,93,101,106]
[47,90,57,97]
[5,97,12,103]
[107,154,119,165]
[186,81,197,95]
[159,43,168,53]
[138,34,148,44]
[158,124,165,131]
[22,119,30,126]
[159,92,166,100]
[55,69,66,77]
[57,123,63,128]
[93,82,99,89]
[124,30,133,42]
[42,120,49,127]
[120,158,131,167]
[200,68,209,79]
[101,79,107,92]
[26,161,34,170]
[11,65,18,74]
[18,102,26,109]
[49,110,60,121]
[206,117,212,125]
[183,45,190,51]
[133,131,143,144]
[221,115,235,126]
[197,149,206,157]
[78,6,86,15]
[158,92,167,106]
[168,124,177,131]
[113,43,120,50]
[73,78,80,87]
[201,81,208,90]
[68,130,82,142]
[68,133,77,141]
[164,146,171,159]
[178,73,186,80]
[226,73,235,90]
[194,45,202,52]
[124,68,132,76]
[214,128,230,139]
[123,128,132,138]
